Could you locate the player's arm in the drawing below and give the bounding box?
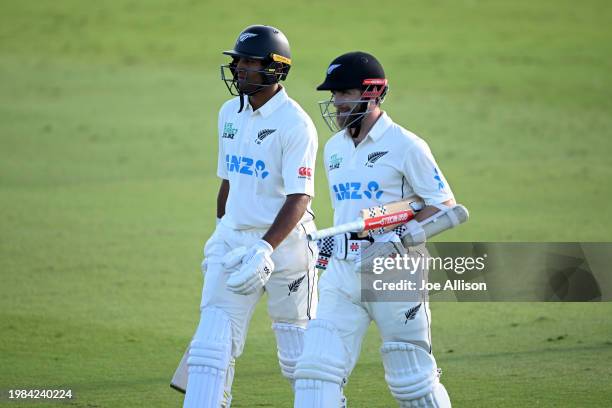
[400,139,457,244]
[216,105,230,220]
[224,121,317,295]
[216,179,229,219]
[262,119,317,249]
[262,193,310,248]
[414,198,456,222]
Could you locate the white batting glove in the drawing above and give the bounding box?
[316,233,372,263]
[222,246,249,270]
[355,231,406,272]
[226,240,274,295]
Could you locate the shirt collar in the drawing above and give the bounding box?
[366,111,392,141]
[252,86,288,118]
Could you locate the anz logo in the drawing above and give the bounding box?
[332,181,383,201]
[225,154,269,179]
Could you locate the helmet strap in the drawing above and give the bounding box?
[238,91,245,113]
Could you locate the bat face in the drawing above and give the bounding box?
[357,198,424,237]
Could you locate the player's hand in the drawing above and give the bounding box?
[355,232,406,272]
[226,240,274,295]
[222,246,249,270]
[399,219,426,246]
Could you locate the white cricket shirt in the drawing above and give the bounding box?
[323,112,454,226]
[217,87,317,229]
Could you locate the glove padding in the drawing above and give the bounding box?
[394,219,426,247]
[316,233,372,262]
[355,232,407,273]
[224,240,274,295]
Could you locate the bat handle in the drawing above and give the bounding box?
[307,219,365,241]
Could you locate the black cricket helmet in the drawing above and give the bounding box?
[221,25,292,97]
[317,51,388,133]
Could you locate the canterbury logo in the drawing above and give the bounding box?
[404,303,421,324]
[239,32,258,42]
[327,64,341,75]
[365,151,388,167]
[255,128,276,144]
[288,275,306,295]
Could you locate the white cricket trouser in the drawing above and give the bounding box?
[201,220,318,357]
[316,252,431,376]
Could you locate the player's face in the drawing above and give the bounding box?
[234,57,265,93]
[332,89,363,128]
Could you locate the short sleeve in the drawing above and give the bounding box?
[402,140,454,205]
[323,142,335,209]
[216,109,228,179]
[281,121,318,197]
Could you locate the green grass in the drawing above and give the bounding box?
[1,0,612,406]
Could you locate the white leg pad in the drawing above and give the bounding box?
[294,379,344,408]
[381,342,451,408]
[294,319,348,408]
[272,322,305,384]
[221,357,235,408]
[183,307,232,408]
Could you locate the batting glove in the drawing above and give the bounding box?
[355,231,406,272]
[397,219,426,246]
[317,233,372,262]
[226,240,274,295]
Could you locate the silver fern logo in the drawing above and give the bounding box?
[327,64,341,75]
[365,151,388,167]
[288,275,306,295]
[239,32,258,42]
[255,128,276,144]
[404,303,421,324]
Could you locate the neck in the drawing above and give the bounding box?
[248,84,281,111]
[351,108,382,146]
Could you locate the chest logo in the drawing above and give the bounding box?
[365,151,388,167]
[328,153,343,171]
[255,128,276,144]
[223,122,238,139]
[225,154,269,179]
[331,181,382,201]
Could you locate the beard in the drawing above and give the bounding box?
[335,102,367,131]
[335,112,351,129]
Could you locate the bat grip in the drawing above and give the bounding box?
[307,219,365,241]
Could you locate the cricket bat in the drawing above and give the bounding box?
[307,198,425,241]
[170,347,189,393]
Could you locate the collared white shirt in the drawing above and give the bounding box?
[217,87,317,229]
[323,112,454,226]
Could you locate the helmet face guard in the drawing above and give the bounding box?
[220,54,290,97]
[318,79,388,133]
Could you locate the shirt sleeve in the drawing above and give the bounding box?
[402,139,454,206]
[216,109,228,179]
[281,121,318,197]
[323,143,335,209]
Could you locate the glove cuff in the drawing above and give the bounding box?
[255,239,274,255]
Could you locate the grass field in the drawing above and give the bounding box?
[1,1,612,407]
